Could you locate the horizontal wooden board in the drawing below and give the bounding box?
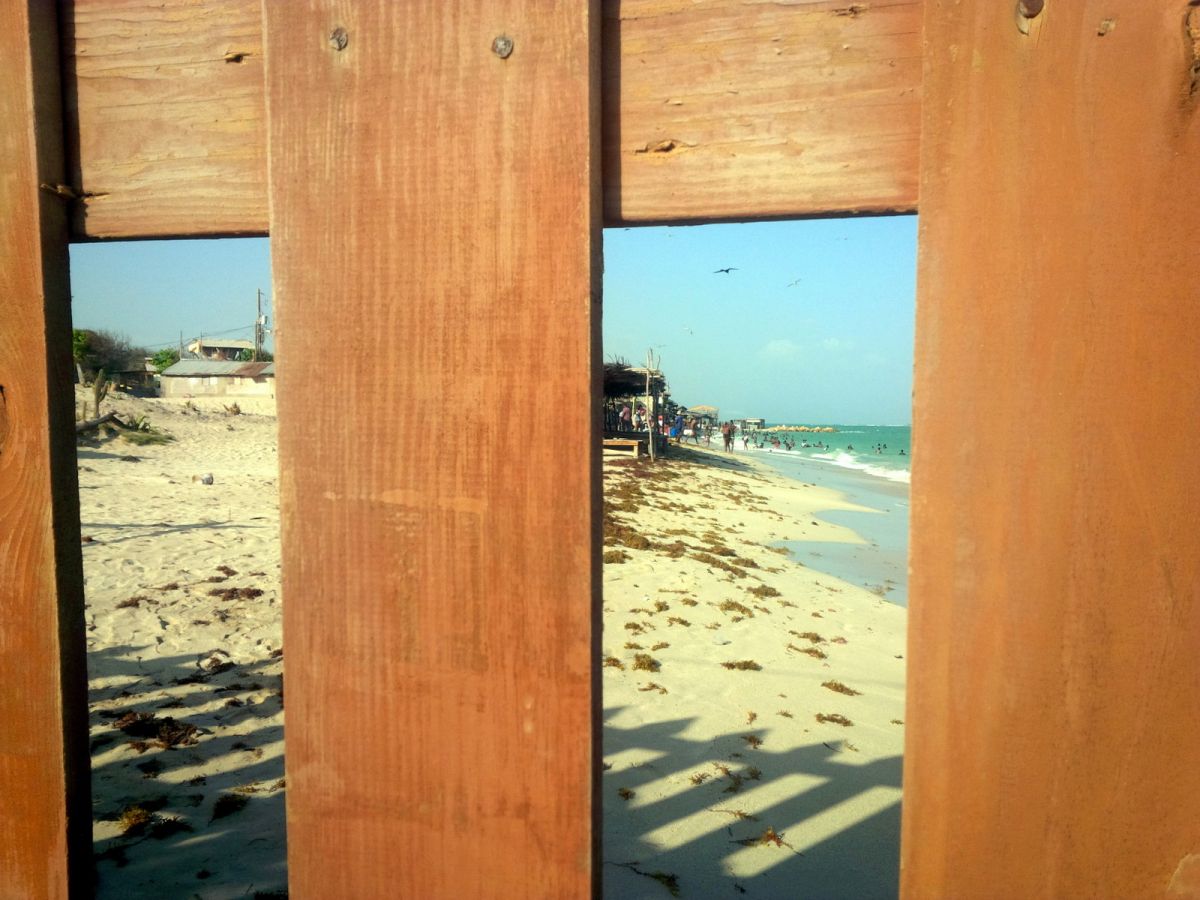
[602,0,922,223]
[61,0,268,239]
[63,0,920,239]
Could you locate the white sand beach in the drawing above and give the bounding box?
[601,446,906,899]
[78,389,286,899]
[79,394,904,898]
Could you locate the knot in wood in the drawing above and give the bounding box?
[328,27,349,51]
[1017,0,1044,18]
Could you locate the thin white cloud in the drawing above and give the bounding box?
[759,338,801,360]
[821,337,855,352]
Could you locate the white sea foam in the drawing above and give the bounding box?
[810,451,911,484]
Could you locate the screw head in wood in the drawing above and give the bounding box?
[1017,0,1044,18]
[329,27,349,51]
[492,35,514,59]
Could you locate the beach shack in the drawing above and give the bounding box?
[4,2,1197,898]
[685,404,719,426]
[158,360,275,399]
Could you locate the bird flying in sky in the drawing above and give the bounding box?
[713,267,738,274]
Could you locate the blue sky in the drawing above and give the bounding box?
[69,215,916,423]
[70,238,274,353]
[604,216,917,424]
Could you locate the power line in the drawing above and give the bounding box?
[140,323,257,349]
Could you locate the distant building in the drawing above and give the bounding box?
[185,338,255,361]
[743,418,765,431]
[686,404,719,425]
[159,360,275,398]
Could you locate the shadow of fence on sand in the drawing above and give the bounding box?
[603,707,902,899]
[88,643,287,899]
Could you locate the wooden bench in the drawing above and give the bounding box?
[603,438,642,457]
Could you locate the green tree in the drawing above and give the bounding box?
[71,328,146,380]
[151,348,180,373]
[235,348,274,362]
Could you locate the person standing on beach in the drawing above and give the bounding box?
[619,403,632,431]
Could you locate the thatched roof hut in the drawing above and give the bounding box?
[603,362,664,399]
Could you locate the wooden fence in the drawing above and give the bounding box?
[2,0,1197,896]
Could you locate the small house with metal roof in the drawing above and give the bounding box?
[159,359,276,398]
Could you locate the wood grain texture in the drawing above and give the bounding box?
[602,0,922,224]
[0,3,91,898]
[904,2,1200,896]
[64,0,919,239]
[61,0,268,239]
[263,3,600,896]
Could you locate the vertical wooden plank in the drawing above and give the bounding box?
[263,3,600,897]
[905,1,1200,896]
[0,3,91,899]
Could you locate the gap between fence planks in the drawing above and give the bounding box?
[64,0,920,240]
[263,2,601,895]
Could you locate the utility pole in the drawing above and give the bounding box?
[645,348,659,462]
[254,288,264,361]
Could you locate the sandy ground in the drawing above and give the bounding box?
[78,389,286,899]
[79,394,904,898]
[601,446,906,899]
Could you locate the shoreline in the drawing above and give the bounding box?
[750,451,910,607]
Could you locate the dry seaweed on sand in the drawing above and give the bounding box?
[746,583,779,598]
[211,793,250,821]
[816,713,854,727]
[114,712,199,750]
[691,551,748,578]
[632,653,660,672]
[603,656,625,670]
[611,863,681,897]
[713,808,758,821]
[617,787,635,801]
[788,644,828,660]
[208,586,265,601]
[638,682,668,695]
[118,805,154,835]
[822,680,861,696]
[732,827,799,852]
[721,660,762,671]
[719,599,754,618]
[790,630,825,643]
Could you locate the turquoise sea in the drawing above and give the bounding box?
[749,424,911,484]
[746,424,911,606]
